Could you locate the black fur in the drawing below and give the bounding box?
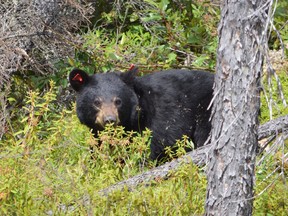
[69,68,214,161]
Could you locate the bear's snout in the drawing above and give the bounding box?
[95,103,120,128]
[103,115,118,125]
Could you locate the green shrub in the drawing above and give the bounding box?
[260,71,288,123]
[68,0,219,73]
[1,1,288,214]
[0,83,206,214]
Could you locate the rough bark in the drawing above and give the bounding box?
[205,1,271,215]
[258,115,288,140]
[98,115,288,196]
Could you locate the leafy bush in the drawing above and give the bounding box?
[1,0,288,215]
[1,78,287,215]
[0,84,207,214]
[68,0,219,73]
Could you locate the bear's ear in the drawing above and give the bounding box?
[120,66,139,86]
[69,68,90,91]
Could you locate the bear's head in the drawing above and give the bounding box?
[69,68,139,134]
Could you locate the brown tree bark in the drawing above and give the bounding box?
[205,1,271,215]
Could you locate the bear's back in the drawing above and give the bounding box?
[133,69,214,159]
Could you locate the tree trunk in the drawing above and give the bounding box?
[205,1,270,215]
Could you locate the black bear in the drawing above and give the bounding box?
[69,67,214,161]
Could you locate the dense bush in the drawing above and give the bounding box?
[0,82,287,214]
[69,0,219,73]
[1,0,287,215]
[0,84,207,214]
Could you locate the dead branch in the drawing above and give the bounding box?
[99,114,288,196]
[258,115,288,139]
[0,1,94,138]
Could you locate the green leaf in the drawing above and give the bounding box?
[129,12,139,22]
[108,53,121,61]
[7,97,16,103]
[141,13,162,22]
[120,33,126,45]
[160,0,169,12]
[144,0,158,7]
[67,57,75,67]
[167,52,177,62]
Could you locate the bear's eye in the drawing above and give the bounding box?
[114,98,122,106]
[94,98,101,107]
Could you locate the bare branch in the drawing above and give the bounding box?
[258,115,288,139]
[261,0,287,120]
[0,0,94,138]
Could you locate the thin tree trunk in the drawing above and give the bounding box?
[205,1,271,215]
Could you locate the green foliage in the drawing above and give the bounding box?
[92,163,207,215]
[2,0,288,215]
[254,148,288,215]
[260,71,288,123]
[89,125,152,184]
[164,135,195,162]
[269,1,288,54]
[69,0,219,72]
[2,80,287,214]
[0,85,207,214]
[8,67,71,114]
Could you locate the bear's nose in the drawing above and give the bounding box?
[104,116,117,125]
